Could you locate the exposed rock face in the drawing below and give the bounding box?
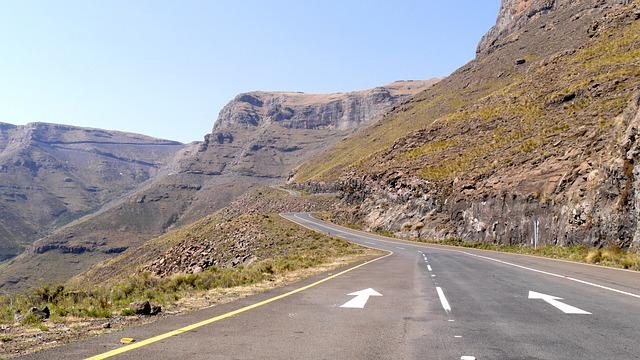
[477,0,631,54]
[215,81,433,131]
[0,122,182,260]
[0,80,438,290]
[190,80,438,178]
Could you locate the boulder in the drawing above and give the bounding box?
[129,301,151,315]
[129,301,161,316]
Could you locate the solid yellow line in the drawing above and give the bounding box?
[85,251,392,360]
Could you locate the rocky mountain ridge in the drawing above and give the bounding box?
[0,122,183,260]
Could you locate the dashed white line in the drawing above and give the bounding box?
[436,286,451,313]
[461,356,476,360]
[454,335,463,338]
[397,247,406,250]
[364,242,374,245]
[431,274,436,277]
[427,265,433,272]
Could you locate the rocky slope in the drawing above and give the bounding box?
[0,80,437,290]
[71,187,339,283]
[0,122,183,260]
[294,1,640,250]
[478,0,631,54]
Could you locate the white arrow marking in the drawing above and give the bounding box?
[528,291,591,314]
[340,288,382,309]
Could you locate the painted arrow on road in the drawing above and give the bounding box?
[528,291,591,314]
[340,288,382,309]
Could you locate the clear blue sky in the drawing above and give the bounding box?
[0,1,499,143]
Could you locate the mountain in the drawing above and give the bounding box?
[0,80,438,290]
[293,0,640,249]
[0,122,183,260]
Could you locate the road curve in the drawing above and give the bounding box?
[21,213,640,360]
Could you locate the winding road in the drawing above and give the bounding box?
[22,213,640,360]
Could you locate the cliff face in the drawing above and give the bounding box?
[0,80,438,290]
[0,122,182,260]
[295,0,640,250]
[190,80,438,178]
[477,0,631,54]
[215,81,433,131]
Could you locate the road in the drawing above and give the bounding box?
[23,213,640,359]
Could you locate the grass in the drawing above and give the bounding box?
[0,212,365,327]
[0,253,353,326]
[0,335,12,343]
[400,140,457,160]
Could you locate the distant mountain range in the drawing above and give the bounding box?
[0,123,183,260]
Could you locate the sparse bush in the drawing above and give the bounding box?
[1,335,12,342]
[120,308,135,316]
[21,313,43,327]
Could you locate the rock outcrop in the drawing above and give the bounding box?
[477,0,632,54]
[215,81,434,131]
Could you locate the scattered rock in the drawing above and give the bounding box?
[29,306,50,320]
[515,58,526,65]
[150,305,162,316]
[102,322,111,329]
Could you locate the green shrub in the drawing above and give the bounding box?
[0,335,12,342]
[120,308,135,316]
[21,313,42,326]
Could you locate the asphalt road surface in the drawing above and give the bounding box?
[23,213,640,360]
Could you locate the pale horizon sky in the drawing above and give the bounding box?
[0,1,500,143]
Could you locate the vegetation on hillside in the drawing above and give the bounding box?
[0,224,362,326]
[294,9,640,185]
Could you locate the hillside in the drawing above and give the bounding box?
[0,80,437,291]
[293,0,640,249]
[0,122,183,260]
[70,187,339,285]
